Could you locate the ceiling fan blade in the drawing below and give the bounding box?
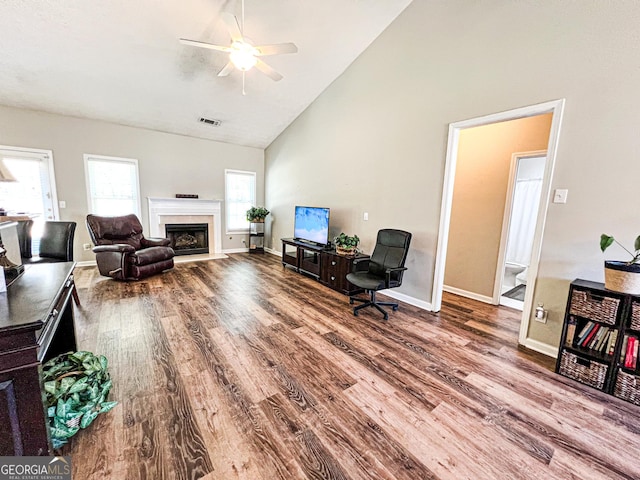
[254,43,298,56]
[255,59,283,82]
[217,61,234,77]
[180,38,231,53]
[221,12,243,42]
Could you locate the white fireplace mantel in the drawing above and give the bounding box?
[147,197,223,254]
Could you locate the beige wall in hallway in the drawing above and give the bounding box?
[0,105,264,262]
[444,114,552,298]
[266,0,640,350]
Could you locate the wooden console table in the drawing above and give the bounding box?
[0,262,78,456]
[281,238,368,296]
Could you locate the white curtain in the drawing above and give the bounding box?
[505,178,542,266]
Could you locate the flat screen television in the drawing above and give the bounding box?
[294,206,330,246]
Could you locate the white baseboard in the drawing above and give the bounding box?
[521,337,558,358]
[443,285,494,305]
[75,260,97,267]
[379,289,433,312]
[265,247,280,256]
[222,248,249,254]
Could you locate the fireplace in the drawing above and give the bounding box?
[148,198,222,256]
[165,223,209,256]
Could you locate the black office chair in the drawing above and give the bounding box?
[23,221,79,305]
[346,229,412,320]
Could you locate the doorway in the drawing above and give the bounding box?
[0,146,60,253]
[497,151,546,310]
[432,99,565,355]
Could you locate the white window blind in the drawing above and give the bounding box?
[225,169,256,233]
[85,155,141,217]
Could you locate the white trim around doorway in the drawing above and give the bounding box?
[431,99,565,354]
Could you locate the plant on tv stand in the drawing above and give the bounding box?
[334,232,359,255]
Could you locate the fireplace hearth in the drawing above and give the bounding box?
[165,223,209,256]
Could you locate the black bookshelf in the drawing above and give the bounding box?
[556,279,640,406]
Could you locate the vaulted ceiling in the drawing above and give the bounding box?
[0,0,413,148]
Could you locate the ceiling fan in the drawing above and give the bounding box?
[180,0,298,94]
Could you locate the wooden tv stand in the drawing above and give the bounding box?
[281,238,368,296]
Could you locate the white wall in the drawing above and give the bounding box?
[265,0,640,349]
[0,105,264,262]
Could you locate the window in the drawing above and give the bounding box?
[85,154,141,217]
[225,169,256,233]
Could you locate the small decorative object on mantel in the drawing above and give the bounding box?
[600,233,640,294]
[334,232,360,256]
[246,206,270,222]
[175,194,199,199]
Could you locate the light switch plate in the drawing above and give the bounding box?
[553,189,568,204]
[59,200,66,208]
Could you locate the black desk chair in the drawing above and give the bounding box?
[346,229,412,320]
[23,221,80,305]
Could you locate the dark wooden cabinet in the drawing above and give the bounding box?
[0,262,78,456]
[556,278,640,406]
[281,238,367,295]
[320,250,367,295]
[281,239,323,278]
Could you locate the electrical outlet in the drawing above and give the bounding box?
[83,243,92,251]
[534,304,548,323]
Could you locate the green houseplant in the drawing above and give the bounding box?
[600,234,640,294]
[246,206,270,222]
[42,351,118,449]
[334,232,360,255]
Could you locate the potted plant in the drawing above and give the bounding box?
[600,233,640,294]
[334,232,360,255]
[42,351,118,449]
[246,206,270,222]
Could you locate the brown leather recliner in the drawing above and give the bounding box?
[86,214,175,281]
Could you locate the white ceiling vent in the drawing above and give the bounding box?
[199,117,222,127]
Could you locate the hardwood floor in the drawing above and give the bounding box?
[65,253,640,479]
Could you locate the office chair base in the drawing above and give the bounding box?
[349,290,398,320]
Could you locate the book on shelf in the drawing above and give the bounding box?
[595,329,610,352]
[589,327,606,350]
[566,316,577,345]
[624,336,637,369]
[621,334,629,363]
[607,330,618,356]
[576,321,595,343]
[582,323,600,348]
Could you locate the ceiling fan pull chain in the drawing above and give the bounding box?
[241,0,245,35]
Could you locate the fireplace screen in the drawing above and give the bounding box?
[165,223,209,256]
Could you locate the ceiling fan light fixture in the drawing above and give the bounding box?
[229,42,258,71]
